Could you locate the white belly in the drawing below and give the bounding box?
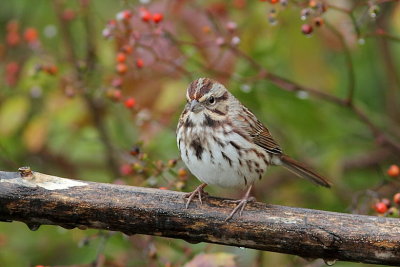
[177,124,270,188]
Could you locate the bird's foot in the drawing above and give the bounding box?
[184,183,208,209]
[224,185,254,221]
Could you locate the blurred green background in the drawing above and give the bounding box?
[0,0,399,266]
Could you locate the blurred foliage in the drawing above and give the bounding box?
[0,0,400,266]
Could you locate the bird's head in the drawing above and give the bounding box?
[185,78,231,118]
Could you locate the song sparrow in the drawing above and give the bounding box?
[176,78,331,221]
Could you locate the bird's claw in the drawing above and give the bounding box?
[224,186,255,221]
[184,183,208,209]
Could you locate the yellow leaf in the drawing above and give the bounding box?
[392,4,400,32]
[154,80,187,113]
[23,115,48,153]
[184,253,238,267]
[0,95,30,136]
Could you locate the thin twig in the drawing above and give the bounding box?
[52,0,120,177]
[325,22,356,104]
[228,45,400,154]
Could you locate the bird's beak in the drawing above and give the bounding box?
[190,100,203,113]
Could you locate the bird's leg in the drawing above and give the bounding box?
[184,183,208,209]
[224,185,255,221]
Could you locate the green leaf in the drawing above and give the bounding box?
[0,95,30,136]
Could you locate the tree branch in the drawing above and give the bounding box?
[0,168,399,265]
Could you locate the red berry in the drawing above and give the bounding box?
[44,65,58,75]
[108,19,117,26]
[116,52,127,63]
[110,89,122,101]
[374,202,388,214]
[106,88,122,101]
[122,45,133,54]
[5,61,20,86]
[152,13,163,23]
[393,193,400,205]
[233,0,246,9]
[309,0,317,7]
[119,164,133,176]
[122,10,132,20]
[6,31,20,46]
[301,24,313,35]
[116,63,128,74]
[269,0,279,3]
[313,17,324,27]
[124,97,136,108]
[23,27,38,43]
[7,20,19,32]
[117,10,132,21]
[202,26,211,33]
[387,164,400,177]
[136,58,144,68]
[62,9,76,21]
[141,9,152,22]
[177,168,187,177]
[6,61,19,74]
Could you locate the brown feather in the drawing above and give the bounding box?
[252,130,282,155]
[241,108,282,155]
[279,154,331,188]
[241,107,331,187]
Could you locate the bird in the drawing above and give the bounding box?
[176,78,331,221]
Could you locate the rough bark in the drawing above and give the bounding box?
[0,168,399,265]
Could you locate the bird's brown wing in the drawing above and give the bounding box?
[250,120,331,187]
[239,108,331,187]
[239,107,282,155]
[250,121,283,155]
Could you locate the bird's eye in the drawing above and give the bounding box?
[208,96,215,105]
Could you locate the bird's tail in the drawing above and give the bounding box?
[278,154,331,188]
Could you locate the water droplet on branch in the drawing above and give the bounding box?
[323,258,337,266]
[26,223,41,231]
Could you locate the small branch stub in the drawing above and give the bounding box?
[18,166,33,178]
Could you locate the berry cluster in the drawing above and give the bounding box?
[103,5,242,112]
[3,18,63,89]
[118,145,188,191]
[106,79,137,110]
[102,7,165,74]
[6,20,39,47]
[34,64,58,76]
[4,20,42,86]
[260,0,386,38]
[102,7,169,110]
[372,164,400,216]
[299,0,326,35]
[260,0,325,34]
[373,194,400,216]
